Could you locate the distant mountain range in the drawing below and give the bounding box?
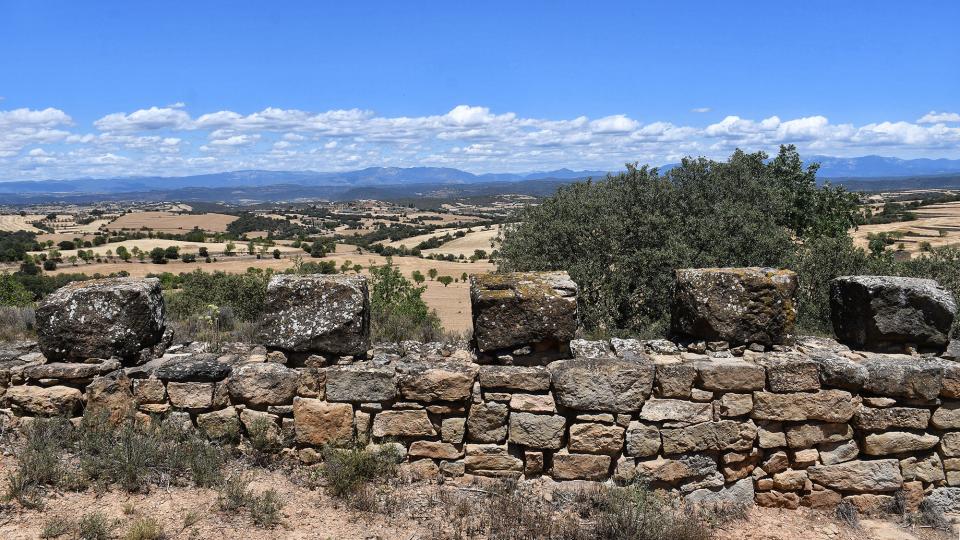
[3,156,960,204]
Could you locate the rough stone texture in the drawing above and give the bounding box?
[470,272,578,354]
[372,409,436,438]
[441,417,466,444]
[397,361,477,402]
[943,432,960,457]
[932,402,960,429]
[636,454,718,486]
[4,385,82,416]
[23,359,121,382]
[36,277,166,362]
[625,422,661,457]
[639,398,712,425]
[467,401,508,443]
[784,422,852,449]
[660,420,756,454]
[548,356,654,413]
[326,364,396,402]
[508,412,565,450]
[685,477,755,508]
[408,441,462,460]
[197,406,240,440]
[671,267,797,346]
[478,366,550,392]
[762,354,820,392]
[654,362,696,398]
[167,382,214,409]
[85,372,134,423]
[862,431,939,455]
[751,390,857,422]
[227,362,298,407]
[133,378,165,404]
[901,453,945,483]
[509,393,556,413]
[831,276,956,353]
[465,444,523,472]
[819,439,859,465]
[292,398,353,445]
[718,393,753,417]
[806,351,868,391]
[569,339,613,359]
[696,359,765,392]
[925,487,960,513]
[807,459,904,492]
[861,356,943,400]
[154,354,232,382]
[551,452,611,481]
[258,274,370,356]
[854,406,931,431]
[568,422,625,454]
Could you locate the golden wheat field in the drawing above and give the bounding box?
[105,211,238,233]
[0,214,46,233]
[851,201,960,254]
[421,226,502,258]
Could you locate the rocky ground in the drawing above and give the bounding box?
[0,456,951,540]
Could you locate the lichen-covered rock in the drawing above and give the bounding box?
[23,359,121,382]
[292,398,353,445]
[467,401,509,443]
[684,477,754,509]
[397,361,477,402]
[326,364,396,402]
[227,362,298,407]
[805,351,868,390]
[197,406,240,440]
[4,385,82,416]
[508,412,565,449]
[86,372,134,423]
[761,353,820,392]
[854,406,931,431]
[696,358,765,392]
[635,454,718,486]
[925,487,960,513]
[860,356,943,400]
[470,272,578,354]
[639,398,712,425]
[625,422,661,457]
[479,365,551,392]
[671,268,797,346]
[258,274,369,356]
[568,422,625,454]
[154,353,232,382]
[830,276,956,353]
[654,362,697,398]
[36,277,166,362]
[548,355,655,413]
[807,459,903,492]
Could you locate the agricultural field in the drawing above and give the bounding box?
[105,211,238,233]
[421,225,502,258]
[0,214,45,233]
[39,243,493,332]
[852,200,960,254]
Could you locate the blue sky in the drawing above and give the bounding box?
[1,1,958,179]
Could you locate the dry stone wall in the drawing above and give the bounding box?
[4,270,960,514]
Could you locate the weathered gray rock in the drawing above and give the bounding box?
[861,356,943,400]
[197,406,240,440]
[154,354,232,382]
[807,459,903,492]
[761,353,820,392]
[932,402,960,429]
[467,401,509,443]
[863,431,939,455]
[671,267,797,346]
[901,453,945,483]
[639,398,712,424]
[684,478,754,509]
[806,351,868,390]
[854,406,931,431]
[227,362,298,407]
[635,454,718,486]
[397,361,477,402]
[508,412,565,449]
[925,487,960,513]
[36,277,166,362]
[470,272,578,353]
[258,274,369,356]
[819,439,859,465]
[830,276,956,353]
[23,359,121,382]
[325,364,396,402]
[569,339,613,359]
[478,365,550,392]
[660,420,756,454]
[625,422,661,457]
[654,362,696,398]
[752,390,857,422]
[696,359,765,392]
[549,355,654,413]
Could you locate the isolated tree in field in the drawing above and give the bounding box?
[150,247,167,264]
[198,246,208,257]
[411,270,425,284]
[273,249,281,259]
[461,272,468,282]
[427,268,438,281]
[247,241,255,255]
[116,246,131,262]
[310,240,326,258]
[104,249,113,261]
[353,264,362,273]
[437,275,453,287]
[225,241,236,256]
[164,246,179,259]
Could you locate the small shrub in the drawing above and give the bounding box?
[835,500,860,529]
[915,499,952,531]
[78,511,115,540]
[249,489,283,528]
[39,516,73,538]
[321,443,401,499]
[218,474,251,512]
[124,516,166,540]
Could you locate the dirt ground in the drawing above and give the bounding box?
[0,459,947,540]
[105,212,238,233]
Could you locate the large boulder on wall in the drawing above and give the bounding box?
[830,275,956,353]
[36,277,166,362]
[670,267,798,346]
[470,271,578,356]
[258,274,370,357]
